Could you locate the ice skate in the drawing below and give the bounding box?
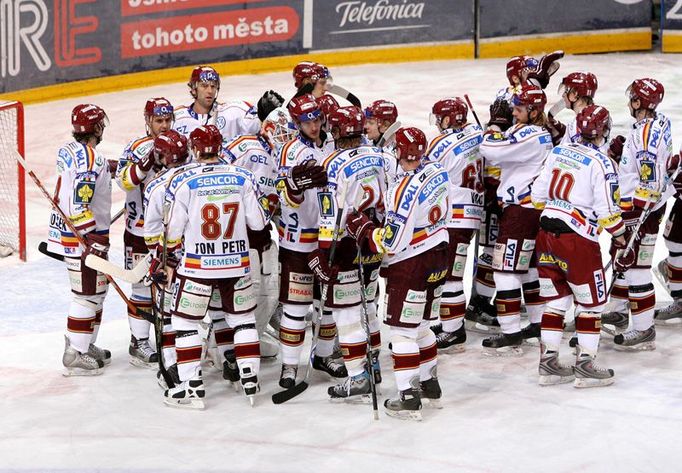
[435,325,466,353]
[419,367,442,409]
[313,355,348,378]
[521,322,541,346]
[62,335,104,376]
[482,331,523,357]
[654,299,682,326]
[652,260,670,294]
[384,387,423,421]
[573,346,614,388]
[429,323,443,336]
[370,350,382,385]
[279,363,298,389]
[157,364,180,390]
[164,374,205,409]
[613,327,656,351]
[240,366,259,406]
[328,369,372,404]
[538,343,574,386]
[129,336,159,368]
[600,310,629,337]
[464,295,500,334]
[88,343,111,366]
[222,350,240,391]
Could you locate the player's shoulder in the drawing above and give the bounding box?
[123,135,153,159]
[224,134,263,155]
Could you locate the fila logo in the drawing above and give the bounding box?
[0,0,51,77]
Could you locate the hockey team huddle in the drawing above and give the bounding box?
[45,52,682,421]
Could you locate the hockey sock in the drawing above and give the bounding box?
[91,308,103,343]
[233,322,261,375]
[417,321,437,382]
[336,307,368,377]
[279,305,308,365]
[128,298,152,340]
[213,319,235,359]
[667,252,682,298]
[629,281,656,331]
[315,309,336,358]
[576,313,601,353]
[522,272,544,324]
[495,289,522,334]
[609,274,629,312]
[67,297,97,353]
[474,266,496,299]
[390,329,420,391]
[540,310,564,348]
[440,280,466,333]
[175,330,202,382]
[161,315,177,366]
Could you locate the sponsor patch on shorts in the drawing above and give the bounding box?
[290,272,313,284]
[539,277,559,298]
[569,282,593,305]
[333,283,362,305]
[184,279,212,296]
[288,282,313,302]
[593,270,606,303]
[405,289,427,303]
[399,301,425,324]
[233,284,256,312]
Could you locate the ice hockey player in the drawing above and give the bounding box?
[425,97,483,352]
[292,61,332,99]
[479,84,552,355]
[605,78,675,350]
[276,94,346,389]
[47,104,112,376]
[346,126,449,421]
[173,65,283,144]
[115,98,175,368]
[531,105,625,388]
[545,72,600,147]
[142,129,194,388]
[364,100,399,148]
[315,106,388,401]
[655,146,682,323]
[160,125,269,408]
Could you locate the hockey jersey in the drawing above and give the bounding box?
[480,123,553,208]
[276,133,335,253]
[222,134,278,200]
[115,135,156,237]
[173,100,260,147]
[426,124,484,229]
[370,161,449,265]
[318,146,388,248]
[531,142,624,242]
[165,163,270,279]
[619,112,674,212]
[47,141,111,257]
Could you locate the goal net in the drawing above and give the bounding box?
[0,101,26,260]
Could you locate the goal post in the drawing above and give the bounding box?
[0,101,26,261]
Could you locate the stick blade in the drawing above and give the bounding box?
[271,381,309,404]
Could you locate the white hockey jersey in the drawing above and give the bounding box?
[531,142,624,242]
[619,112,674,212]
[276,134,335,253]
[115,135,156,237]
[480,124,553,208]
[165,163,270,279]
[222,134,278,200]
[173,100,260,145]
[47,142,112,257]
[426,124,484,229]
[370,161,449,265]
[318,146,388,249]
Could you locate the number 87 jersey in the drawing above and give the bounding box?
[165,163,270,278]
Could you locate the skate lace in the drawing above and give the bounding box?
[659,301,682,315]
[622,329,647,341]
[281,365,297,379]
[137,339,157,357]
[322,357,344,371]
[88,344,106,358]
[81,353,100,365]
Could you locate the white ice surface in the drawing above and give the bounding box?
[2,52,682,472]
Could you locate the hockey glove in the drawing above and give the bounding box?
[83,233,110,259]
[107,159,118,174]
[145,253,179,286]
[488,98,513,131]
[247,224,273,256]
[608,135,626,164]
[666,153,680,177]
[524,50,564,89]
[546,113,566,146]
[138,149,156,172]
[257,90,285,122]
[307,249,339,284]
[614,247,636,273]
[345,210,376,244]
[287,160,328,194]
[673,172,682,197]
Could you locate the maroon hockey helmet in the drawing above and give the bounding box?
[72,104,108,133]
[560,72,598,99]
[328,106,365,138]
[364,100,398,124]
[627,78,664,110]
[189,125,222,155]
[293,61,330,89]
[316,94,340,118]
[395,127,427,161]
[511,84,547,112]
[431,97,468,128]
[288,94,322,126]
[154,130,188,166]
[506,56,538,85]
[576,105,612,140]
[144,97,174,118]
[188,66,220,89]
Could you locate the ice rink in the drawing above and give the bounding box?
[2,52,682,472]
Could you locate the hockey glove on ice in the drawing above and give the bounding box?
[307,249,339,284]
[345,210,376,244]
[488,98,513,131]
[287,160,328,194]
[257,90,285,122]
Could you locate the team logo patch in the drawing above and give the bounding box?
[610,183,621,205]
[318,192,334,217]
[383,222,399,247]
[639,160,656,182]
[74,181,95,204]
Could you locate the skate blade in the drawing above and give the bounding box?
[330,394,372,405]
[129,357,157,369]
[62,367,103,377]
[522,338,540,347]
[465,320,500,334]
[574,377,615,388]
[654,317,682,326]
[421,398,443,409]
[438,344,465,354]
[538,374,575,386]
[384,408,423,421]
[482,346,523,357]
[164,398,205,410]
[247,395,255,407]
[613,341,656,352]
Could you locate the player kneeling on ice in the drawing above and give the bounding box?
[531,105,625,388]
[156,125,270,409]
[346,127,449,421]
[48,104,112,376]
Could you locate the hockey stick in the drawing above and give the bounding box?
[272,181,349,404]
[15,152,148,320]
[376,120,402,148]
[328,84,362,108]
[464,94,483,281]
[84,252,153,284]
[356,246,380,420]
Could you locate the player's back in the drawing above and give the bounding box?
[223,134,278,198]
